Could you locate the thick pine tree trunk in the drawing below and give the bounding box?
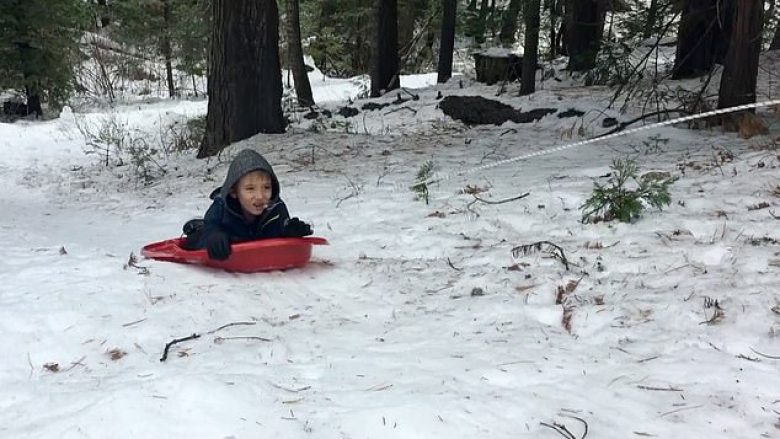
[717,0,763,129]
[643,0,659,39]
[672,0,732,79]
[499,0,522,46]
[437,0,457,83]
[161,0,176,98]
[370,0,400,97]
[198,0,284,158]
[285,0,314,107]
[565,0,606,71]
[520,0,541,95]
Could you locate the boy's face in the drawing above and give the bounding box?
[230,170,273,220]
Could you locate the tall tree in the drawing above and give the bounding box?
[438,0,458,83]
[499,0,522,46]
[643,0,660,39]
[546,0,562,58]
[161,0,176,97]
[95,0,111,28]
[565,0,606,71]
[370,0,400,97]
[520,0,541,95]
[672,0,733,79]
[717,0,763,129]
[476,0,490,43]
[0,0,88,116]
[198,0,284,158]
[286,0,314,107]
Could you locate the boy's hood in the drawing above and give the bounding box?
[213,149,280,201]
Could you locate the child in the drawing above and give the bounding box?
[182,148,312,260]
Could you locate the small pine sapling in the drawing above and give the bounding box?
[411,160,436,204]
[581,159,676,223]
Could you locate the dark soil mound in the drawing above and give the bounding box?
[439,95,556,125]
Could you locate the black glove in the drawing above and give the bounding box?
[282,217,313,237]
[205,230,231,260]
[182,219,204,236]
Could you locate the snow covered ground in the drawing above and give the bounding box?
[1,60,779,439]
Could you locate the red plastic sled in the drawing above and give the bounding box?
[141,236,328,273]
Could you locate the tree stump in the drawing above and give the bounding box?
[473,49,523,85]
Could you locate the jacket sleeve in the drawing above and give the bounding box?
[260,200,290,239]
[189,199,228,249]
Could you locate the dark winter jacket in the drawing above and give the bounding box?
[183,149,291,249]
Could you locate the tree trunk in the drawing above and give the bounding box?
[499,0,522,46]
[717,0,763,129]
[97,0,111,28]
[643,0,659,39]
[672,0,732,79]
[370,0,400,97]
[475,0,490,44]
[520,0,541,95]
[285,0,314,107]
[17,42,43,117]
[198,0,284,159]
[546,0,559,59]
[770,21,780,50]
[438,0,457,83]
[556,0,566,56]
[161,0,176,98]
[565,0,606,71]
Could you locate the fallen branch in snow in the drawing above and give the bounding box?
[750,347,780,360]
[446,258,463,271]
[540,422,576,439]
[214,336,272,343]
[769,209,779,219]
[160,334,199,362]
[471,192,530,205]
[384,106,417,115]
[466,192,530,217]
[636,384,683,392]
[540,415,588,439]
[160,321,257,362]
[512,240,570,271]
[595,108,690,139]
[270,383,312,393]
[659,404,703,418]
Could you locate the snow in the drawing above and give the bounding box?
[2,58,780,439]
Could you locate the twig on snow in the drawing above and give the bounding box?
[559,414,589,439]
[471,192,530,205]
[769,209,779,219]
[736,354,761,362]
[446,258,463,271]
[659,404,703,418]
[160,333,200,362]
[750,347,780,359]
[160,321,257,362]
[384,106,418,115]
[540,422,576,439]
[512,240,570,271]
[637,384,682,392]
[214,336,272,343]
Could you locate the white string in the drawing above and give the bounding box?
[406,99,780,190]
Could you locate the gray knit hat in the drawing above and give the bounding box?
[218,149,280,200]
